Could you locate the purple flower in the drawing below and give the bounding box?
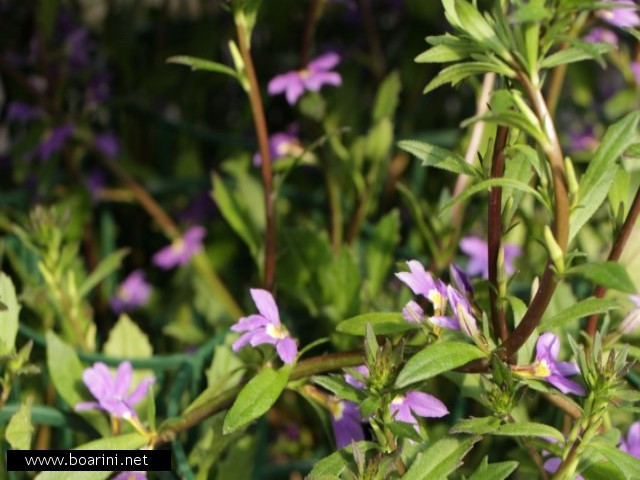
[450,264,475,297]
[329,399,365,448]
[620,422,640,458]
[231,289,298,364]
[430,285,478,334]
[395,260,448,314]
[597,0,640,28]
[6,102,41,123]
[344,365,369,389]
[65,27,91,70]
[32,124,74,161]
[112,472,147,480]
[584,27,619,45]
[513,333,585,396]
[632,62,640,85]
[85,73,111,106]
[110,270,152,314]
[268,52,342,105]
[568,125,598,152]
[95,133,120,159]
[402,300,425,323]
[253,131,304,166]
[459,236,521,279]
[543,457,584,480]
[85,169,106,202]
[76,362,154,419]
[152,226,205,270]
[619,295,640,334]
[389,391,448,425]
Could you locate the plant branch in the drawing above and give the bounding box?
[488,126,509,343]
[300,0,322,67]
[236,17,277,293]
[585,185,640,337]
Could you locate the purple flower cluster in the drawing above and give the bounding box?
[597,0,640,28]
[152,226,206,270]
[231,289,297,364]
[253,130,304,166]
[110,270,152,314]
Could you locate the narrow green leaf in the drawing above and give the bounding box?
[589,439,640,480]
[307,442,378,478]
[167,55,238,79]
[312,375,364,403]
[36,433,147,480]
[415,44,475,63]
[78,249,128,298]
[439,177,548,214]
[541,297,621,327]
[398,139,479,176]
[540,43,614,69]
[0,272,20,355]
[423,61,514,95]
[468,456,519,480]
[571,112,640,241]
[450,416,500,435]
[404,435,480,480]
[103,314,153,359]
[223,365,292,434]
[372,71,402,122]
[462,110,547,146]
[491,422,564,442]
[336,312,420,336]
[6,402,33,450]
[395,342,486,388]
[453,1,507,56]
[581,460,627,480]
[567,262,635,293]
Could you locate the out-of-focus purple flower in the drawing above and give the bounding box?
[514,333,585,396]
[231,289,298,364]
[95,133,120,159]
[6,102,41,123]
[152,226,205,270]
[76,362,154,419]
[568,125,598,152]
[329,399,364,448]
[584,27,619,45]
[85,73,111,106]
[110,270,152,314]
[345,365,369,389]
[459,236,520,279]
[390,391,448,425]
[597,0,640,28]
[32,124,74,161]
[86,169,106,202]
[253,131,305,166]
[176,192,217,225]
[65,27,91,70]
[395,260,448,313]
[543,458,584,480]
[619,295,640,334]
[268,52,342,105]
[112,472,147,480]
[430,285,478,334]
[631,62,640,85]
[450,264,474,297]
[620,422,640,458]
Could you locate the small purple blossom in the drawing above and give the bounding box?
[6,102,41,123]
[76,362,154,419]
[459,236,521,279]
[597,0,640,28]
[619,295,640,334]
[110,270,152,314]
[268,52,342,105]
[632,62,640,85]
[253,131,304,166]
[514,333,585,396]
[329,399,365,449]
[112,472,147,480]
[85,169,106,202]
[65,27,92,70]
[231,289,298,364]
[620,422,640,458]
[344,365,369,389]
[32,124,74,161]
[584,27,619,45]
[568,125,598,152]
[152,226,205,270]
[389,391,449,425]
[95,133,120,159]
[395,260,448,314]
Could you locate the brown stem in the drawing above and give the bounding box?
[236,18,277,292]
[346,193,367,246]
[585,185,640,337]
[300,0,322,67]
[488,126,509,343]
[359,0,386,79]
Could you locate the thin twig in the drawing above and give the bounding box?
[359,0,386,79]
[300,0,322,67]
[585,185,640,337]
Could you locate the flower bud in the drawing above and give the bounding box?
[544,226,565,273]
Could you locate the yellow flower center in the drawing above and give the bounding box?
[328,399,345,420]
[429,291,447,315]
[266,323,289,340]
[299,68,310,79]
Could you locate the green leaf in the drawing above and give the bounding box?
[589,439,640,480]
[0,272,20,355]
[312,375,365,403]
[336,312,420,336]
[404,435,480,480]
[540,43,614,69]
[398,140,479,176]
[78,249,128,298]
[452,1,507,56]
[490,422,565,442]
[468,456,519,480]
[582,459,628,480]
[462,110,547,146]
[223,365,292,434]
[423,61,514,95]
[415,42,476,63]
[365,210,400,297]
[440,177,548,214]
[6,401,33,450]
[103,314,153,359]
[541,297,621,327]
[36,433,147,480]
[307,442,378,478]
[395,342,486,388]
[45,332,110,436]
[450,416,500,435]
[567,262,636,293]
[373,71,402,122]
[166,55,238,79]
[570,112,640,241]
